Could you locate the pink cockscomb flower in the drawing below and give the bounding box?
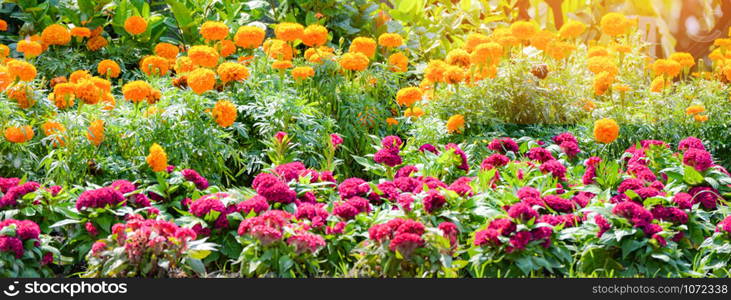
[0,177,20,193]
[288,232,326,254]
[237,195,269,215]
[85,222,99,236]
[418,144,439,154]
[527,147,554,163]
[481,153,510,169]
[330,133,343,149]
[542,195,575,213]
[682,148,713,172]
[274,131,288,143]
[689,186,720,210]
[445,143,469,171]
[594,214,611,237]
[0,181,40,207]
[539,160,567,180]
[507,202,538,221]
[389,233,424,257]
[252,173,296,204]
[488,137,519,154]
[76,187,125,210]
[374,147,402,167]
[338,177,370,199]
[423,190,446,213]
[612,201,653,228]
[677,137,705,152]
[182,169,210,190]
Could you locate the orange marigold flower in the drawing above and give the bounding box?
[545,40,575,60]
[124,16,147,35]
[188,45,219,68]
[155,42,179,60]
[0,44,9,57]
[86,35,108,51]
[91,77,111,93]
[669,52,695,69]
[694,114,708,122]
[444,65,465,84]
[187,68,216,94]
[446,114,465,133]
[587,46,609,58]
[613,84,631,92]
[0,66,11,91]
[446,48,470,68]
[587,56,618,76]
[388,52,408,72]
[686,105,705,115]
[652,59,681,78]
[600,13,630,37]
[174,56,195,74]
[264,39,293,61]
[583,99,596,111]
[146,143,168,172]
[304,46,334,64]
[200,21,229,41]
[558,20,586,39]
[593,71,614,96]
[0,20,6,31]
[395,87,422,106]
[7,83,35,109]
[234,25,266,49]
[275,22,304,42]
[41,24,71,45]
[272,60,293,70]
[17,39,42,58]
[51,83,76,109]
[41,121,66,147]
[122,80,155,102]
[86,120,104,146]
[386,117,399,126]
[216,39,236,57]
[70,27,91,38]
[212,100,237,127]
[510,21,538,40]
[470,42,502,66]
[291,66,315,80]
[593,118,619,143]
[492,27,519,47]
[404,107,424,118]
[530,30,556,51]
[349,37,377,58]
[75,79,102,104]
[339,52,369,71]
[303,24,328,47]
[650,76,667,93]
[464,33,490,53]
[140,55,170,76]
[97,59,121,78]
[217,62,250,83]
[7,60,36,82]
[4,125,34,143]
[424,59,448,83]
[378,33,403,48]
[69,70,91,83]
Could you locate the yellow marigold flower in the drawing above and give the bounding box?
[41,24,71,45]
[69,70,91,83]
[378,33,403,48]
[216,39,236,57]
[669,52,695,69]
[510,21,538,40]
[650,76,667,93]
[70,27,91,38]
[492,27,519,47]
[593,71,614,96]
[464,33,490,53]
[216,62,250,83]
[264,39,293,61]
[694,114,708,122]
[388,52,408,72]
[97,59,121,78]
[139,55,170,76]
[530,30,556,51]
[446,48,470,68]
[470,42,502,66]
[17,39,42,58]
[395,87,422,106]
[146,143,168,172]
[187,68,216,94]
[275,22,304,42]
[613,84,631,92]
[174,56,195,74]
[4,125,34,143]
[291,66,315,80]
[7,60,36,82]
[124,16,147,35]
[234,25,266,49]
[86,119,104,146]
[0,66,10,91]
[212,100,237,127]
[0,44,9,58]
[271,60,293,70]
[600,13,630,37]
[713,38,731,49]
[7,83,35,109]
[155,42,179,60]
[0,20,6,31]
[467,64,498,83]
[86,35,108,51]
[349,37,377,57]
[686,105,705,115]
[583,99,596,111]
[41,121,66,147]
[587,46,609,58]
[446,114,465,133]
[404,107,424,118]
[587,56,618,76]
[444,65,465,84]
[593,118,619,143]
[339,52,369,71]
[122,80,155,102]
[200,21,229,41]
[652,59,681,78]
[75,79,102,104]
[425,59,448,83]
[302,24,328,47]
[386,117,399,126]
[188,45,219,68]
[51,83,76,109]
[545,40,575,60]
[558,20,586,39]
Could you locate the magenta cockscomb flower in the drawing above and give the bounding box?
[438,222,459,247]
[445,143,469,171]
[507,202,539,221]
[539,160,566,180]
[559,141,580,157]
[689,186,720,210]
[612,201,653,228]
[288,232,326,254]
[507,231,532,252]
[326,222,346,235]
[338,177,370,199]
[448,177,473,196]
[0,236,24,258]
[531,226,553,248]
[85,222,98,236]
[330,133,343,149]
[238,196,269,215]
[274,162,306,182]
[252,173,296,204]
[488,218,516,236]
[182,169,210,190]
[76,187,125,210]
[527,147,554,163]
[418,144,439,154]
[474,228,501,246]
[333,201,359,220]
[381,135,403,149]
[481,153,510,170]
[552,132,578,145]
[394,219,426,236]
[673,192,693,209]
[374,147,402,167]
[395,165,418,178]
[682,148,713,172]
[189,193,227,218]
[274,131,288,143]
[718,216,731,234]
[0,177,20,193]
[594,214,611,237]
[677,136,705,152]
[617,178,644,194]
[295,203,329,228]
[389,233,424,257]
[423,190,446,213]
[488,137,519,153]
[517,187,541,200]
[542,195,575,213]
[0,181,40,207]
[651,206,688,224]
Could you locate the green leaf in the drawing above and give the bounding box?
[189,250,211,260]
[49,219,82,228]
[683,165,704,186]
